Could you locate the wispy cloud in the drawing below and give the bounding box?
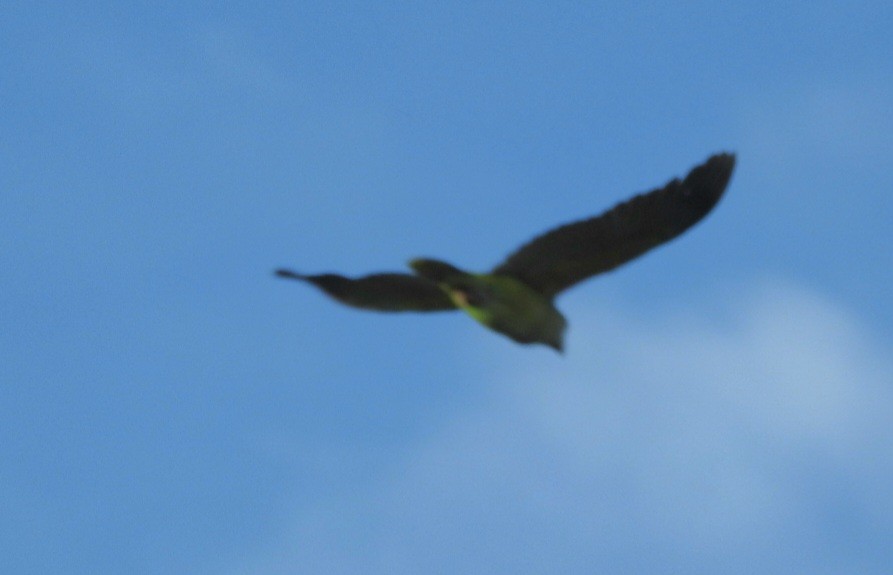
[235,278,893,574]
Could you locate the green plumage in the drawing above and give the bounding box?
[276,153,736,352]
[409,260,567,351]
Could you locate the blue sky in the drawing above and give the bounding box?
[2,2,892,573]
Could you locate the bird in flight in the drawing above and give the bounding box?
[276,152,735,353]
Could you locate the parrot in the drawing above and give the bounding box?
[276,152,735,353]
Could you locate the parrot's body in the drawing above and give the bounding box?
[276,153,736,352]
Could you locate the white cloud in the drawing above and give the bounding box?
[234,278,893,574]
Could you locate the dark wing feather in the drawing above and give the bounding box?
[275,269,455,312]
[493,153,736,298]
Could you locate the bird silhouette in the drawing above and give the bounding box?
[276,152,736,352]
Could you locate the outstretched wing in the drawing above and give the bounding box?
[493,153,736,299]
[275,269,456,312]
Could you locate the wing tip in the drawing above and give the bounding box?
[682,151,737,207]
[709,151,736,178]
[702,151,736,183]
[274,268,305,280]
